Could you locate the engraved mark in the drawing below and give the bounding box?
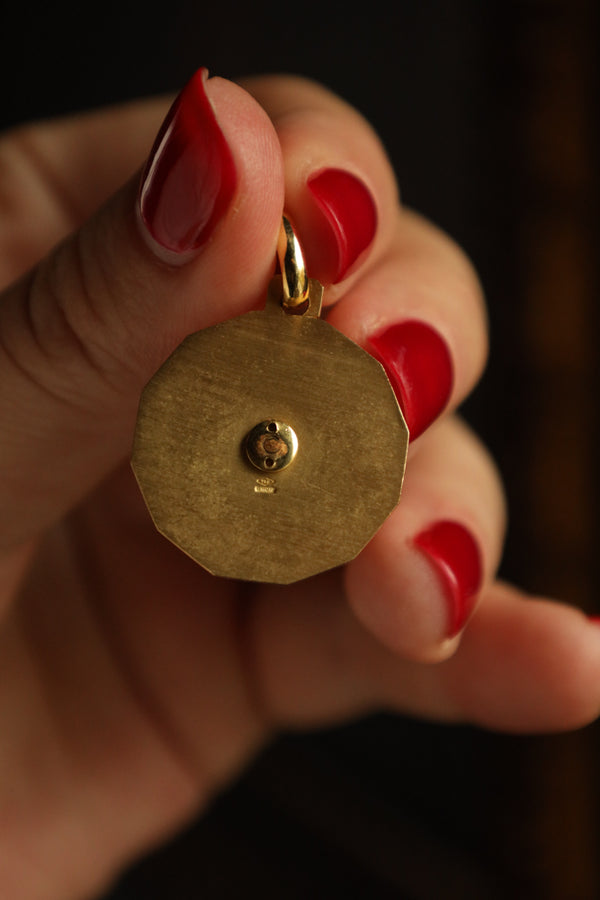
[254,476,277,495]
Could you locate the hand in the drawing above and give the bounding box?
[1,70,598,899]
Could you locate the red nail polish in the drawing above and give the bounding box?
[368,320,453,440]
[138,68,237,255]
[413,521,483,638]
[307,169,377,282]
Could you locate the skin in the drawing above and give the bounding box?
[0,75,598,899]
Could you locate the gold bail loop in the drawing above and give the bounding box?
[277,216,310,309]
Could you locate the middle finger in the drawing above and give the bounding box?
[245,75,488,442]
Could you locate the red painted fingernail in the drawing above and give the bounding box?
[589,616,600,626]
[138,68,237,256]
[368,320,453,440]
[413,521,483,638]
[307,169,377,282]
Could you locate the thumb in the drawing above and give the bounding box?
[0,69,284,551]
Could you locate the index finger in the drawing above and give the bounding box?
[0,97,169,286]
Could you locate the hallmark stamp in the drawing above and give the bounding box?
[254,476,277,495]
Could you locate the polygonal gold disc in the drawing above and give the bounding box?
[132,278,409,584]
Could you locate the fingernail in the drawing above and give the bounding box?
[413,521,483,638]
[138,68,237,258]
[307,169,377,282]
[368,320,453,440]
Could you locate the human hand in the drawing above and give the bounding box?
[1,70,599,899]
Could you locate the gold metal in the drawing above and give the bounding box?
[132,272,408,584]
[245,420,299,471]
[277,216,309,309]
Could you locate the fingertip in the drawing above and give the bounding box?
[136,70,284,279]
[242,75,398,290]
[535,608,600,730]
[412,520,483,638]
[452,587,600,732]
[367,319,454,441]
[306,168,378,283]
[137,69,237,258]
[345,523,465,665]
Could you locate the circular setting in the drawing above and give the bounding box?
[132,297,409,584]
[244,420,298,471]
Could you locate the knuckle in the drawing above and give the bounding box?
[1,228,134,413]
[0,127,76,286]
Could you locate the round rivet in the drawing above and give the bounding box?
[244,420,298,471]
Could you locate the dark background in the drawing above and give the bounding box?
[1,1,598,896]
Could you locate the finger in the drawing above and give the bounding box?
[345,416,506,662]
[0,70,284,552]
[0,97,169,285]
[327,209,487,440]
[242,74,399,291]
[429,583,600,732]
[243,76,487,441]
[248,573,600,734]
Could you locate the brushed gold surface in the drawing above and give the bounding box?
[132,277,408,584]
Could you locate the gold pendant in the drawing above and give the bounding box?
[132,218,408,584]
